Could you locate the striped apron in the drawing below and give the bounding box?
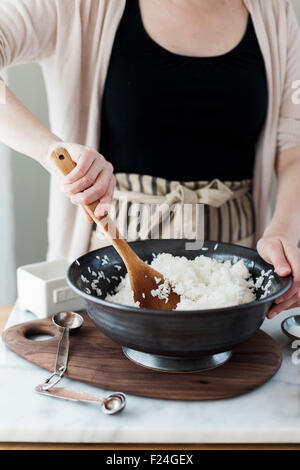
[89,173,255,251]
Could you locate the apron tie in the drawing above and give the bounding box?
[90,175,254,250]
[114,178,247,207]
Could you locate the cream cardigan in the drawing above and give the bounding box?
[1,0,300,261]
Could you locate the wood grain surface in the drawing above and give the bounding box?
[2,312,282,400]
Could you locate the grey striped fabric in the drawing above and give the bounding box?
[89,174,255,251]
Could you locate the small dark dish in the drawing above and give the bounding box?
[67,240,292,372]
[281,315,300,341]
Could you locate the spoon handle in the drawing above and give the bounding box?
[35,385,102,404]
[35,385,126,414]
[40,327,70,391]
[50,148,139,268]
[55,327,69,375]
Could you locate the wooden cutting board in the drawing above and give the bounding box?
[2,313,282,400]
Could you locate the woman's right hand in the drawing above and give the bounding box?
[48,143,115,222]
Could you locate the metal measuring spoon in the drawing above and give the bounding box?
[41,312,84,390]
[281,314,300,340]
[35,385,126,415]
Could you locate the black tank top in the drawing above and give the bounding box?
[100,0,268,181]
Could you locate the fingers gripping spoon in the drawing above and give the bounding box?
[51,148,180,310]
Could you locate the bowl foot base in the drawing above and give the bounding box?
[122,347,232,373]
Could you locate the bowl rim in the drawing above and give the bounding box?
[66,240,293,316]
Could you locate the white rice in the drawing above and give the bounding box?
[105,253,262,310]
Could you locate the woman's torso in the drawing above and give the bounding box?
[100,0,268,182]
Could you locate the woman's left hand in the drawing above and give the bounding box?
[257,235,300,319]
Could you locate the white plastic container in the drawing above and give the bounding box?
[17,259,85,318]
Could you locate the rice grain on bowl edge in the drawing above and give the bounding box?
[105,253,272,310]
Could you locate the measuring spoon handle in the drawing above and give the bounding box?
[35,385,102,404]
[55,327,69,375]
[35,386,126,414]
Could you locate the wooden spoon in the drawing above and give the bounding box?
[50,148,180,310]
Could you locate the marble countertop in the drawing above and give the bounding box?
[0,303,300,444]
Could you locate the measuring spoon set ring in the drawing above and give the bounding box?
[36,311,126,415]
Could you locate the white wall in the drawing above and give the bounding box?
[0,142,16,303]
[0,69,16,304]
[290,0,300,19]
[0,64,50,304]
[7,64,50,270]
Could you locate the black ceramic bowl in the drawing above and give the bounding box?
[67,240,292,372]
